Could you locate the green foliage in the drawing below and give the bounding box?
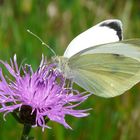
[0,0,140,140]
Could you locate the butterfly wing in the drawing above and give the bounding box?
[64,19,123,58]
[66,40,140,98]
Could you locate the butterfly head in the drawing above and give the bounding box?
[52,56,72,78]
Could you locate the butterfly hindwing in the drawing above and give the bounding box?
[67,40,140,97]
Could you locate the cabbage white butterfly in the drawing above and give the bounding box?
[28,19,140,98]
[53,19,140,98]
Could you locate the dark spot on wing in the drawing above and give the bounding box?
[112,54,125,60]
[100,21,122,41]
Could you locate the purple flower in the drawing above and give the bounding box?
[0,55,90,130]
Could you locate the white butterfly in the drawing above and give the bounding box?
[52,19,140,98]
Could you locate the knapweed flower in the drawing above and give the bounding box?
[0,55,90,130]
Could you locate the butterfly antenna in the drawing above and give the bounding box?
[27,29,57,57]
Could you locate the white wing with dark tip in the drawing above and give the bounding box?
[64,19,123,58]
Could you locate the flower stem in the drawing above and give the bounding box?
[11,111,22,123]
[21,124,32,140]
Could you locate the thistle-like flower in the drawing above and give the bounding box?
[0,55,90,130]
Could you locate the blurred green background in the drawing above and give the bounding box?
[0,0,140,140]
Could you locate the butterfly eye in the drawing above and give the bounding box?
[52,56,59,64]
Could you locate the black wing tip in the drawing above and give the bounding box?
[99,19,123,41]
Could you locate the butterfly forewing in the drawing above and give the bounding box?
[64,19,123,58]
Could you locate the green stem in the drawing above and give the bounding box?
[11,111,22,123]
[21,124,32,140]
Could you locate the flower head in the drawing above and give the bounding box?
[0,55,90,130]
